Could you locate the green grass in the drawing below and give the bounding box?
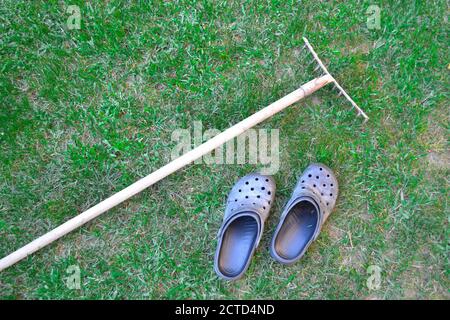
[0,0,448,299]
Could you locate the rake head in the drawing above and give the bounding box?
[301,37,369,122]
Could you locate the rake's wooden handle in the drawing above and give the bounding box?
[0,74,333,271]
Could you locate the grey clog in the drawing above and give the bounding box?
[270,163,338,264]
[214,173,276,280]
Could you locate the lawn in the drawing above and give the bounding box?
[0,0,448,299]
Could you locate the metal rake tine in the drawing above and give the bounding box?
[305,58,316,68]
[302,37,369,121]
[295,44,309,59]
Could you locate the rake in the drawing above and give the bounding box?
[0,37,368,271]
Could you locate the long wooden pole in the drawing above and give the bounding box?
[0,74,334,271]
